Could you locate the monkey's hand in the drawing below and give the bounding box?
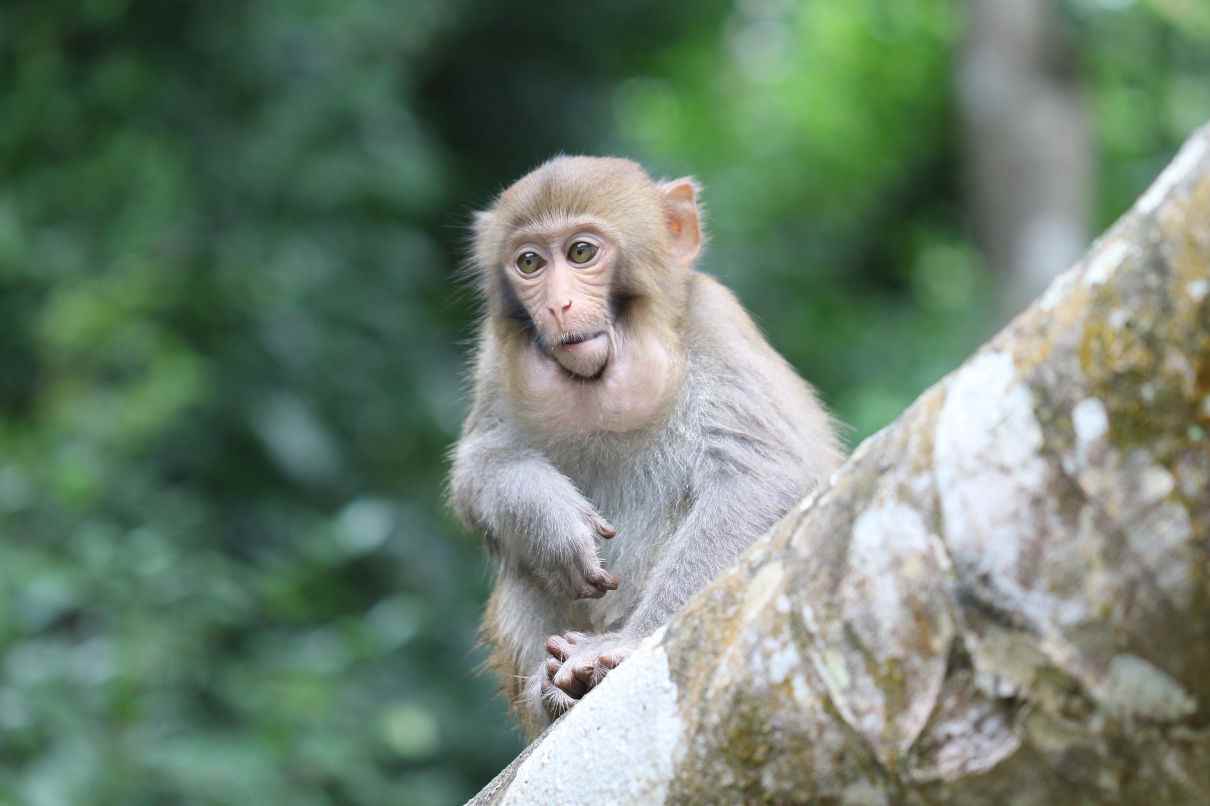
[542,631,636,711]
[541,508,620,601]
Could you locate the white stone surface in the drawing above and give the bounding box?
[500,637,683,806]
[1072,398,1109,446]
[935,352,1047,582]
[1137,136,1208,215]
[1084,240,1131,287]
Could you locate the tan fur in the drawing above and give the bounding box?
[478,586,540,736]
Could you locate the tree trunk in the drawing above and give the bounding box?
[469,123,1210,806]
[959,0,1093,320]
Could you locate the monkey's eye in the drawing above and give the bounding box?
[567,241,599,265]
[515,251,546,275]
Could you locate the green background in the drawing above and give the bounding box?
[1,1,1207,803]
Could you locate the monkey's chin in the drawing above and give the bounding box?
[552,333,610,379]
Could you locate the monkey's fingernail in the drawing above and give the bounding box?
[547,636,572,659]
[596,522,617,538]
[600,653,626,669]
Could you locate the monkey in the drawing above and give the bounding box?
[449,156,842,738]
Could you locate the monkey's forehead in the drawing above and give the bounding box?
[494,156,663,231]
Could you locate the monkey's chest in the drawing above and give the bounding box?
[565,460,691,631]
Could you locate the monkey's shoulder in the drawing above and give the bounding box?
[682,272,841,468]
[684,272,802,384]
[684,272,756,341]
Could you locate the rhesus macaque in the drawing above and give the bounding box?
[449,156,842,737]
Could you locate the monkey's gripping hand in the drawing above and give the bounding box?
[538,631,637,717]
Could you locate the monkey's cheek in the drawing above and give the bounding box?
[552,336,610,378]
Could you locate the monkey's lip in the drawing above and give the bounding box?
[551,331,610,379]
[556,331,607,349]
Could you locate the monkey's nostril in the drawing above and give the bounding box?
[561,299,572,311]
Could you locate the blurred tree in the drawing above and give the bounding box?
[0,2,515,803]
[958,0,1092,318]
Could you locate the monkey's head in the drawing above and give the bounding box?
[472,156,702,380]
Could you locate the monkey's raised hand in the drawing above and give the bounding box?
[553,509,620,601]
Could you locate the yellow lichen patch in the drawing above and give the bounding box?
[1079,288,1157,385]
[1158,169,1210,395]
[664,560,753,694]
[1065,174,1209,456]
[740,561,785,624]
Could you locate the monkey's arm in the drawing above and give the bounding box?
[449,413,619,600]
[547,459,802,698]
[613,277,837,635]
[627,463,801,636]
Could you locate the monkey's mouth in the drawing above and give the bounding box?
[557,330,606,347]
[551,331,610,379]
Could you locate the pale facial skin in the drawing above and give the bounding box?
[501,219,683,437]
[499,182,700,439]
[508,223,615,379]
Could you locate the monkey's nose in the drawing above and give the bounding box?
[548,299,572,325]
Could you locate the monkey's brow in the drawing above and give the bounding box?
[506,217,615,249]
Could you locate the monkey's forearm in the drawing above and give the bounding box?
[452,432,580,551]
[450,426,618,599]
[624,484,794,636]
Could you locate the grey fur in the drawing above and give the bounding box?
[451,274,841,734]
[449,158,842,735]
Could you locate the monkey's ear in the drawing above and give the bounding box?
[660,177,702,264]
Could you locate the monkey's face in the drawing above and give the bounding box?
[505,224,617,379]
[474,156,702,391]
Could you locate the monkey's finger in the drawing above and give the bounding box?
[546,635,574,661]
[546,658,561,679]
[589,661,612,688]
[598,650,629,670]
[541,677,579,718]
[591,515,617,539]
[553,664,589,698]
[586,567,620,592]
[570,553,608,599]
[571,659,596,685]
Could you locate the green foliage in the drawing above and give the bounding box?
[0,1,1206,803]
[613,0,978,433]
